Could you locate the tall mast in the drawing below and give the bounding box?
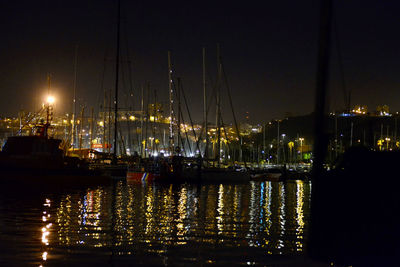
[113,0,121,161]
[216,44,221,168]
[140,84,144,157]
[79,106,85,152]
[103,90,107,153]
[108,89,112,154]
[177,77,182,153]
[153,89,158,155]
[203,47,208,161]
[72,45,78,149]
[168,51,174,154]
[144,82,150,157]
[277,120,280,164]
[90,107,94,148]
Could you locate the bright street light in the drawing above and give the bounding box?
[46,96,55,105]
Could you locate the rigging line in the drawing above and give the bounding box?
[221,116,230,158]
[117,123,126,155]
[119,48,132,110]
[151,88,158,155]
[195,73,219,148]
[220,114,233,163]
[332,7,349,111]
[72,45,78,148]
[108,89,112,154]
[139,84,144,156]
[125,111,133,152]
[99,50,108,109]
[121,9,136,111]
[171,79,188,155]
[176,103,190,156]
[220,57,247,168]
[99,50,109,150]
[154,90,165,156]
[179,86,192,156]
[177,79,201,156]
[176,78,182,148]
[144,82,150,157]
[120,57,128,106]
[17,106,46,135]
[194,53,220,156]
[152,89,158,155]
[180,112,191,156]
[118,50,132,111]
[112,0,121,159]
[120,53,134,152]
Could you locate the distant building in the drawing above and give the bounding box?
[376,105,390,116]
[351,105,367,115]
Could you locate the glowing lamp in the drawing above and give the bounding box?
[47,96,55,104]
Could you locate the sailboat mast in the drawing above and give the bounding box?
[177,77,182,153]
[79,106,85,152]
[72,45,78,149]
[113,0,121,160]
[145,82,150,157]
[216,45,221,168]
[153,89,158,155]
[168,51,174,154]
[90,107,94,148]
[108,90,112,154]
[203,47,208,161]
[140,84,144,157]
[103,90,107,153]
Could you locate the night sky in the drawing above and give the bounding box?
[0,0,399,123]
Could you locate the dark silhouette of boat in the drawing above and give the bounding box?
[0,107,110,185]
[0,132,108,179]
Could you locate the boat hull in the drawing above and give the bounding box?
[0,171,112,188]
[265,173,283,182]
[126,171,161,183]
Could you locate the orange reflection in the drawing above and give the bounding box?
[40,198,52,266]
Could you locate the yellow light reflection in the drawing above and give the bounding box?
[263,181,272,244]
[248,182,258,246]
[176,187,188,244]
[276,183,286,250]
[232,185,241,238]
[216,184,225,235]
[42,251,48,261]
[295,181,305,252]
[44,181,311,259]
[44,199,51,207]
[40,198,52,266]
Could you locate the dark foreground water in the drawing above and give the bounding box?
[0,179,319,266]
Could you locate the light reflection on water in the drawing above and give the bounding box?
[0,180,311,266]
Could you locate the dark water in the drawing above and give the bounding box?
[0,179,316,266]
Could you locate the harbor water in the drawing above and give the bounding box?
[0,179,314,266]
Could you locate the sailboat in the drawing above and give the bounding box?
[126,51,181,183]
[185,46,250,182]
[90,0,129,179]
[127,46,251,183]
